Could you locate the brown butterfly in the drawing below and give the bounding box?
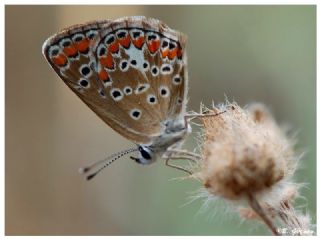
[42,16,210,180]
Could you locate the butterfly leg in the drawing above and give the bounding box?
[165,158,192,175]
[167,148,201,160]
[163,146,199,175]
[183,110,227,126]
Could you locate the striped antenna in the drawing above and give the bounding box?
[79,148,138,180]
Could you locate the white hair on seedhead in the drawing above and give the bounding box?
[180,187,241,223]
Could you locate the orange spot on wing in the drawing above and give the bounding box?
[132,36,144,49]
[147,40,160,54]
[52,54,67,66]
[76,38,90,53]
[108,41,119,54]
[161,49,169,58]
[100,52,114,69]
[63,45,78,57]
[99,69,109,82]
[118,35,131,49]
[168,47,178,60]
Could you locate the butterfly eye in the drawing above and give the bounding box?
[159,86,170,98]
[173,75,182,85]
[160,64,173,75]
[130,109,141,120]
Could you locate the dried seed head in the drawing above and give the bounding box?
[190,101,311,235]
[197,102,296,200]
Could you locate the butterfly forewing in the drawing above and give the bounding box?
[43,16,188,145]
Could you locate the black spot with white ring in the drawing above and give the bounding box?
[51,48,59,56]
[159,86,170,98]
[110,88,124,101]
[60,38,72,48]
[59,38,79,59]
[161,39,169,49]
[135,84,150,94]
[173,75,182,85]
[133,31,140,38]
[160,64,173,75]
[169,42,177,50]
[105,34,116,45]
[49,45,60,58]
[79,64,92,77]
[72,33,85,42]
[130,109,142,120]
[147,33,158,41]
[151,66,159,77]
[119,60,129,72]
[116,30,127,39]
[147,94,157,105]
[124,86,132,95]
[86,30,98,40]
[98,45,107,57]
[142,61,150,71]
[78,78,90,88]
[177,97,183,105]
[130,30,142,39]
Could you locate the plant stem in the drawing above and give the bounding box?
[247,192,280,235]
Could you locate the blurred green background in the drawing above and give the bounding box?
[5,5,316,235]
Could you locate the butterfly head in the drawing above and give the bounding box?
[131,117,190,165]
[130,145,156,165]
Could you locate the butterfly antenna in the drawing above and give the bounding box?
[79,148,138,181]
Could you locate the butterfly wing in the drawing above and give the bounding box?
[42,16,187,145]
[93,17,188,129]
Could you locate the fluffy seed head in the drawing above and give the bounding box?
[197,102,296,200]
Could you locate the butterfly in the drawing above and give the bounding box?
[42,16,207,180]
